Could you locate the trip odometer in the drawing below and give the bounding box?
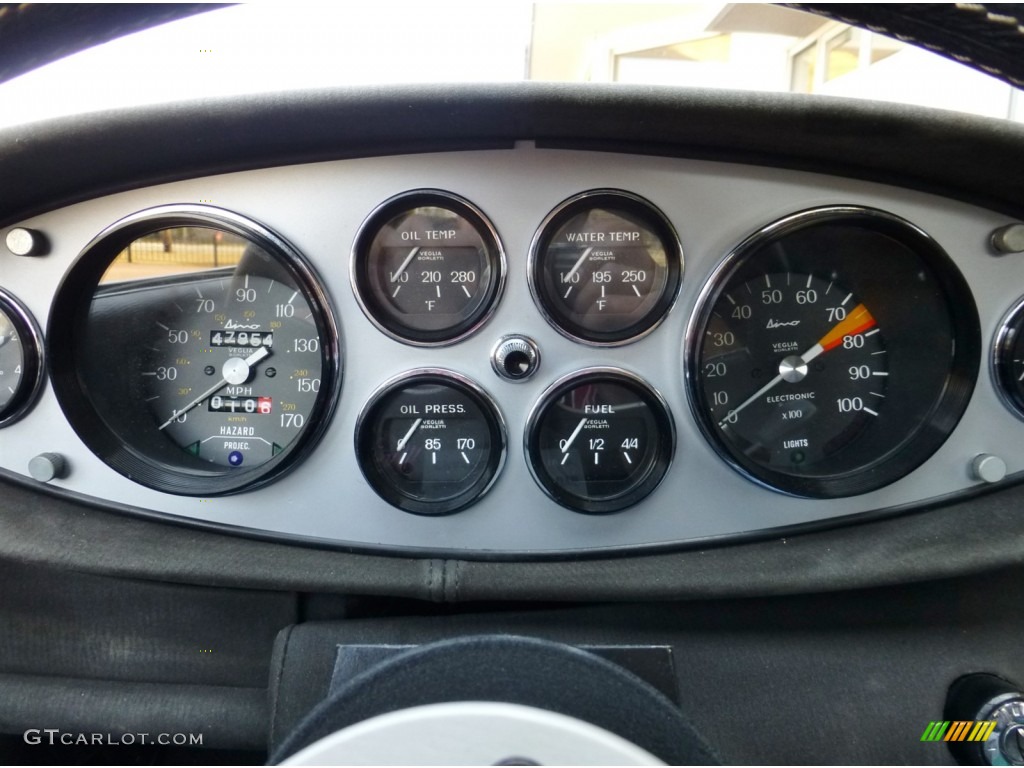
[689,207,978,498]
[50,205,340,496]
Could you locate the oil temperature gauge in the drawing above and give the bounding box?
[356,370,506,515]
[352,190,505,346]
[526,368,674,514]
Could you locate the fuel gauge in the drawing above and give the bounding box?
[526,368,674,514]
[356,370,506,515]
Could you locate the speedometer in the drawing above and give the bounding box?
[688,207,978,498]
[49,205,340,495]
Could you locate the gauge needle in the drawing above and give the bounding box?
[395,418,423,452]
[389,247,420,283]
[158,346,270,431]
[561,247,594,285]
[718,304,876,427]
[561,416,589,453]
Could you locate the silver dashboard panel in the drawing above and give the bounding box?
[0,147,1020,556]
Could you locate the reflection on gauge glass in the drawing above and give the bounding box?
[0,288,44,428]
[352,190,505,345]
[688,206,978,499]
[529,190,682,345]
[48,206,340,496]
[992,296,1024,419]
[526,368,674,514]
[356,370,505,515]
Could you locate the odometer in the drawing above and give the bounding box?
[689,207,979,498]
[49,205,340,495]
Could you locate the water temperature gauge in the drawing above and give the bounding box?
[356,370,506,515]
[526,368,674,514]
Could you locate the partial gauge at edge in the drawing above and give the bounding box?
[525,368,675,514]
[356,370,506,516]
[687,206,979,499]
[0,287,45,428]
[48,205,341,496]
[992,296,1024,420]
[351,190,506,346]
[529,190,683,345]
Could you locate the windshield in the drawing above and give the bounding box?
[1,2,1022,128]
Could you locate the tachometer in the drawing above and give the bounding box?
[688,207,978,498]
[49,205,340,495]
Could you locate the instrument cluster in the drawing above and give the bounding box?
[0,148,1018,555]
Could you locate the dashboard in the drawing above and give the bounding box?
[0,141,1020,556]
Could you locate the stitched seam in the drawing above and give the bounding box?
[267,624,294,749]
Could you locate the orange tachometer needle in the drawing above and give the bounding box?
[717,303,877,427]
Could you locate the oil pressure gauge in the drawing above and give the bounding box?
[526,368,674,514]
[352,190,505,346]
[529,190,683,345]
[356,370,506,515]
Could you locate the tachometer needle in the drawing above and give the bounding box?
[717,304,876,427]
[395,418,423,452]
[561,417,589,454]
[158,346,270,431]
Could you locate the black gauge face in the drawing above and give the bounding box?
[530,190,682,345]
[353,191,505,345]
[0,289,44,427]
[356,371,505,515]
[689,207,979,498]
[526,369,674,514]
[993,298,1024,419]
[49,208,340,495]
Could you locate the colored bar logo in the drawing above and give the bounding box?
[921,721,997,742]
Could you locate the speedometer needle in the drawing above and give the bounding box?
[717,304,876,427]
[158,346,270,431]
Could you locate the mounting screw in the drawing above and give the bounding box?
[991,224,1024,255]
[970,453,1006,484]
[5,227,49,257]
[28,452,67,482]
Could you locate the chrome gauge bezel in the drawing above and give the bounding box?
[524,366,675,514]
[992,295,1024,420]
[350,189,507,347]
[527,189,683,347]
[685,205,980,499]
[48,204,342,496]
[355,368,507,516]
[0,287,46,428]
